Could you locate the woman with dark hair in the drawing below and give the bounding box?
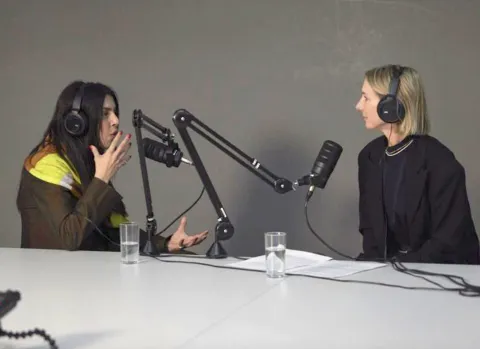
[17,80,208,252]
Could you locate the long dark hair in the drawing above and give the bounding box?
[29,80,126,216]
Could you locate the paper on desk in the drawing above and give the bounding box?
[227,249,332,271]
[228,249,385,278]
[288,260,386,278]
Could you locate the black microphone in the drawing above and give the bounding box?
[294,140,343,201]
[143,137,193,167]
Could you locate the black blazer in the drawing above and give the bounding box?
[357,135,480,264]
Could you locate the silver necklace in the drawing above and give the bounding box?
[385,139,414,157]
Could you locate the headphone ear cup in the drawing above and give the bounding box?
[64,111,87,136]
[377,95,405,123]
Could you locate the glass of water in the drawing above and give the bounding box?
[265,232,286,278]
[120,222,140,264]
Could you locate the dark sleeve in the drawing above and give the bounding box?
[397,160,472,263]
[357,150,380,260]
[32,177,123,250]
[150,232,171,253]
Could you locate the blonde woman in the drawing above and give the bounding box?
[355,64,479,264]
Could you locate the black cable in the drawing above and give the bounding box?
[78,214,120,247]
[77,204,248,260]
[0,326,58,348]
[155,186,205,236]
[391,259,480,297]
[76,192,480,296]
[81,204,478,294]
[157,254,249,261]
[74,186,206,248]
[390,262,456,290]
[377,130,480,297]
[145,254,468,293]
[303,193,480,297]
[304,199,355,260]
[383,125,393,261]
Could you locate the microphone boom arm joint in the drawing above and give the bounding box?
[172,109,295,259]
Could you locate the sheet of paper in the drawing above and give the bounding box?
[227,249,332,271]
[288,260,386,278]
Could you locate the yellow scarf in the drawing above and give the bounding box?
[24,144,128,228]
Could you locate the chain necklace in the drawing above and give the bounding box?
[385,138,414,156]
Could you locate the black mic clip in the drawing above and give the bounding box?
[294,173,322,188]
[160,142,181,168]
[294,174,322,202]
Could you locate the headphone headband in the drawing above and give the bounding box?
[376,65,406,124]
[387,65,404,97]
[71,83,86,113]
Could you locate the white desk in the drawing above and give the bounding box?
[0,248,479,349]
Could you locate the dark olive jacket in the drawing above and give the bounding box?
[17,168,169,252]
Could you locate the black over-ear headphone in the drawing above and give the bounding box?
[64,83,87,136]
[377,65,405,124]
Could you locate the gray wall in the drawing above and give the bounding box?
[1,0,479,258]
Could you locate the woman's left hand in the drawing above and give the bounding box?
[167,216,208,252]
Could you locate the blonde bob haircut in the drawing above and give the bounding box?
[365,64,430,135]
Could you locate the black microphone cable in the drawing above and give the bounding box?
[303,197,356,260]
[78,201,480,295]
[390,259,480,297]
[379,128,479,296]
[74,186,248,261]
[69,183,480,297]
[303,190,480,297]
[33,207,475,297]
[155,186,205,236]
[73,185,206,248]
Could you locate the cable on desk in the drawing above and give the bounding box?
[303,195,480,297]
[145,254,473,293]
[391,259,480,297]
[75,191,480,296]
[0,325,58,348]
